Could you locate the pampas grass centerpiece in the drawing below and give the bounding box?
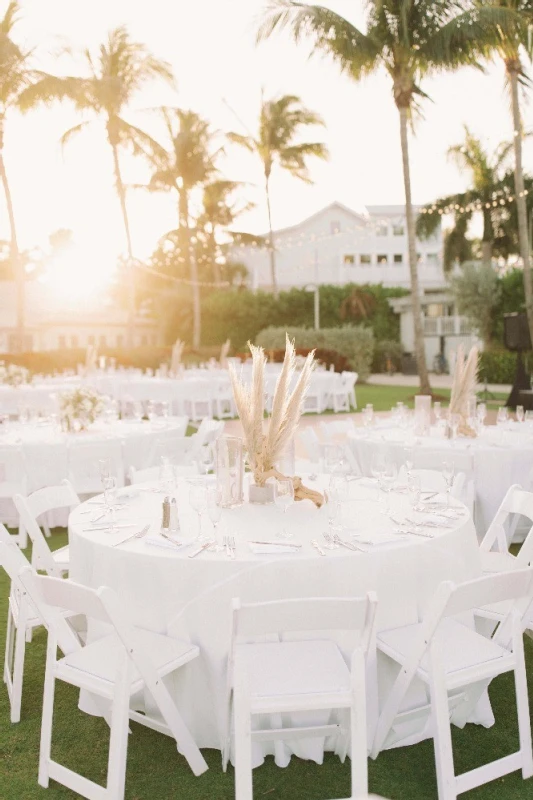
[449,344,479,437]
[229,337,324,507]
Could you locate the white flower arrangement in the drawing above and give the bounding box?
[59,386,105,433]
[0,362,30,387]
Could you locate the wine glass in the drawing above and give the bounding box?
[476,402,487,426]
[370,451,386,501]
[324,490,340,541]
[496,406,508,428]
[379,460,398,514]
[133,401,143,423]
[516,405,525,423]
[102,475,118,531]
[146,401,156,423]
[98,458,111,484]
[433,402,442,425]
[206,486,223,548]
[323,443,343,474]
[189,482,208,540]
[273,478,294,539]
[407,473,424,512]
[441,460,455,508]
[161,401,170,419]
[403,446,415,480]
[362,404,374,432]
[159,456,176,494]
[450,413,460,444]
[197,443,215,475]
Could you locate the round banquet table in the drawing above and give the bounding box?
[68,475,490,766]
[347,421,533,535]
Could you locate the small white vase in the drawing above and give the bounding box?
[248,483,274,504]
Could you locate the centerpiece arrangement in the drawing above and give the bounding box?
[448,344,479,437]
[230,336,324,506]
[0,362,30,387]
[59,386,104,433]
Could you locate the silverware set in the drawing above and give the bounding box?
[323,531,362,552]
[112,524,150,548]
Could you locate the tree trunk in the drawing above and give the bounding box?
[508,65,533,346]
[398,105,431,394]
[110,141,136,349]
[481,241,492,270]
[211,226,221,284]
[265,174,278,298]
[0,122,23,354]
[180,191,201,349]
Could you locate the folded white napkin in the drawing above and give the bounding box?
[144,536,193,550]
[248,542,300,555]
[347,530,408,546]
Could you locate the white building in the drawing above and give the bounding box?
[0,281,162,353]
[233,201,445,290]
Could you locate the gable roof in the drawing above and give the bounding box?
[264,201,370,238]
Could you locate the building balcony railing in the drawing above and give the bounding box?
[423,316,472,336]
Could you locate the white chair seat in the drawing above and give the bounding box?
[235,639,350,700]
[378,617,509,682]
[52,545,69,568]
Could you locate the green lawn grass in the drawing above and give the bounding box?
[1,532,532,800]
[349,385,508,413]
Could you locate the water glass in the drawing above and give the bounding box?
[189,482,208,540]
[379,461,397,513]
[103,475,118,530]
[525,410,533,430]
[516,405,525,423]
[323,443,344,474]
[450,413,460,443]
[206,486,223,546]
[370,452,386,501]
[433,402,441,424]
[407,473,424,512]
[99,458,112,484]
[476,403,487,427]
[273,478,294,538]
[146,401,156,423]
[161,401,170,419]
[133,401,143,422]
[159,456,176,494]
[197,443,215,475]
[496,407,508,428]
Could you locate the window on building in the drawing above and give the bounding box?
[427,253,439,265]
[376,224,388,236]
[58,335,66,349]
[426,303,444,318]
[393,254,403,264]
[393,224,405,236]
[88,335,95,345]
[377,254,388,264]
[343,254,355,264]
[117,335,124,348]
[417,253,422,263]
[70,335,78,348]
[360,254,371,265]
[330,221,341,234]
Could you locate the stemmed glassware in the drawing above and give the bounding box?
[189,482,208,540]
[146,401,156,423]
[449,413,460,444]
[133,401,143,423]
[441,460,455,508]
[206,486,223,549]
[516,405,525,423]
[197,443,215,475]
[525,410,533,431]
[379,460,397,514]
[273,478,294,539]
[324,490,340,537]
[159,456,176,494]
[323,443,344,474]
[102,475,118,532]
[370,451,386,501]
[496,406,508,428]
[433,402,442,425]
[361,404,374,432]
[407,473,424,512]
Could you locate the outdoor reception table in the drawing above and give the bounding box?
[68,476,490,766]
[347,422,533,535]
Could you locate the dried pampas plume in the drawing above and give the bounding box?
[229,336,323,506]
[449,344,479,436]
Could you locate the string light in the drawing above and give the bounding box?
[419,188,527,216]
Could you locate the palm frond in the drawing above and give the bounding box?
[227,131,256,152]
[0,1,20,36]
[60,120,92,149]
[17,74,94,113]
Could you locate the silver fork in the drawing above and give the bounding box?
[332,533,363,552]
[323,532,339,550]
[112,524,150,547]
[224,534,236,559]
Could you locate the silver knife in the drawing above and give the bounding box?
[311,539,326,556]
[250,540,302,548]
[188,541,213,558]
[82,523,135,531]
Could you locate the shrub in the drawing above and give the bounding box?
[255,325,374,381]
[479,349,523,385]
[372,340,404,373]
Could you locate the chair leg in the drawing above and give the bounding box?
[513,634,533,778]
[38,667,56,787]
[4,605,14,687]
[429,675,457,800]
[106,677,131,800]
[233,684,253,800]
[18,522,27,550]
[351,655,369,798]
[10,616,28,723]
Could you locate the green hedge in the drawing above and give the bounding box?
[255,325,374,382]
[372,339,404,373]
[479,349,521,384]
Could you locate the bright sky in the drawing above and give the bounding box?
[4,0,533,267]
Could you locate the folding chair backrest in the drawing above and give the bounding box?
[298,428,321,462]
[13,493,65,578]
[232,595,377,649]
[24,479,79,521]
[443,568,533,620]
[195,418,224,447]
[0,536,31,578]
[480,484,530,555]
[149,436,194,467]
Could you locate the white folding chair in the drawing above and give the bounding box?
[67,440,125,495]
[479,485,533,574]
[372,569,533,800]
[13,480,79,577]
[128,464,199,484]
[18,568,208,799]
[0,534,44,722]
[226,594,378,800]
[331,374,354,413]
[147,432,196,468]
[0,446,28,547]
[297,427,323,464]
[343,371,358,410]
[212,380,235,419]
[320,419,357,443]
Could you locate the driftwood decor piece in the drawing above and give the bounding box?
[449,344,479,437]
[229,337,324,507]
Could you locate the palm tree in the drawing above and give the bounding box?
[258,1,485,394]
[0,1,53,351]
[19,26,174,346]
[228,93,328,298]
[418,127,513,269]
[199,179,253,283]
[145,109,218,349]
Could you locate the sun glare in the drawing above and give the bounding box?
[39,244,115,306]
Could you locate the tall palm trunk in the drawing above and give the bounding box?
[210,225,221,284]
[264,173,278,298]
[398,105,431,394]
[180,190,201,349]
[110,139,136,349]
[0,121,23,353]
[507,63,533,345]
[481,209,493,271]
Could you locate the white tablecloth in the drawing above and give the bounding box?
[68,476,487,764]
[348,423,533,535]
